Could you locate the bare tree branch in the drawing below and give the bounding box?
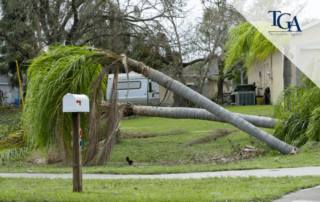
[79,32,142,46]
[181,58,206,67]
[101,12,167,23]
[65,0,80,45]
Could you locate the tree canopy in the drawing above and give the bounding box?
[0,0,191,86]
[224,22,277,71]
[24,45,106,150]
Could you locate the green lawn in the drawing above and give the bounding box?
[224,105,276,117]
[1,176,320,201]
[0,124,5,132]
[1,105,320,174]
[0,106,22,139]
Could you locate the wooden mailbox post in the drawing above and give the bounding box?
[63,93,90,192]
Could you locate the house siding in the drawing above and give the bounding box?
[0,76,23,105]
[159,65,231,106]
[248,51,298,104]
[248,51,282,104]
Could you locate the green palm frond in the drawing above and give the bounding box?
[308,106,320,141]
[24,45,106,149]
[224,22,277,71]
[274,74,320,147]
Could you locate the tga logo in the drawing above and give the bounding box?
[268,11,302,32]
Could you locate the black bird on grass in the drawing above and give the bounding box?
[126,157,133,165]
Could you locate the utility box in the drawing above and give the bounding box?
[234,91,255,105]
[267,69,273,79]
[63,93,90,112]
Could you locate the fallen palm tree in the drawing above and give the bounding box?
[24,46,298,167]
[133,106,277,129]
[95,51,297,155]
[100,102,277,129]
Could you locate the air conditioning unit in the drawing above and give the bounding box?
[234,91,255,105]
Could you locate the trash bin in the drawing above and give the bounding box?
[264,87,271,105]
[230,93,235,103]
[256,96,263,105]
[14,99,20,105]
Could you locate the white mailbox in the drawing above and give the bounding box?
[63,93,90,112]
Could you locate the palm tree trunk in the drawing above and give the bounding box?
[117,57,297,154]
[283,55,292,110]
[83,88,101,165]
[127,105,277,129]
[101,102,277,128]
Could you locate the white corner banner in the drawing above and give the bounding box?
[227,0,320,87]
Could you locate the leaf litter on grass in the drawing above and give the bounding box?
[119,129,189,139]
[119,129,266,165]
[183,129,238,147]
[176,130,268,165]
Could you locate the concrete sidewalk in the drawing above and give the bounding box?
[1,166,320,179]
[1,167,320,202]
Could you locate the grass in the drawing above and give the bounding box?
[1,176,320,201]
[224,105,275,117]
[0,106,22,125]
[1,105,320,174]
[0,106,23,140]
[0,124,5,134]
[1,141,319,174]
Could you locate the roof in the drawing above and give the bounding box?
[301,19,320,31]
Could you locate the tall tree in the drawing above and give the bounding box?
[0,0,174,76]
[159,0,188,84]
[193,0,241,95]
[0,0,36,87]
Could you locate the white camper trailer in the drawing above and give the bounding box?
[107,72,160,106]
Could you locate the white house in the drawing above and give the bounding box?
[0,76,24,105]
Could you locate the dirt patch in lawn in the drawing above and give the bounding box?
[183,129,238,147]
[120,129,189,139]
[27,149,64,165]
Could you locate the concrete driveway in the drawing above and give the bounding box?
[274,185,320,202]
